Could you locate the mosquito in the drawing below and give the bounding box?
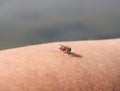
[51,44,82,57]
[59,44,71,54]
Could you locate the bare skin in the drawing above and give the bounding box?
[0,39,120,91]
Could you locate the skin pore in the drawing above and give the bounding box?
[0,39,120,91]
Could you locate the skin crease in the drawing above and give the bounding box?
[0,39,120,91]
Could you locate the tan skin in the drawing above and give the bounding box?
[0,39,120,91]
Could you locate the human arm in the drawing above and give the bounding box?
[0,39,120,91]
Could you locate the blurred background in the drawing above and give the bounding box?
[0,0,120,50]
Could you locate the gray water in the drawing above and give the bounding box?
[0,0,120,50]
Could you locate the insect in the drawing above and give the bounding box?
[59,44,71,54]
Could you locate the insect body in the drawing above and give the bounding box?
[59,44,71,54]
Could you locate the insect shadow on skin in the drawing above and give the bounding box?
[69,52,82,58]
[59,44,82,58]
